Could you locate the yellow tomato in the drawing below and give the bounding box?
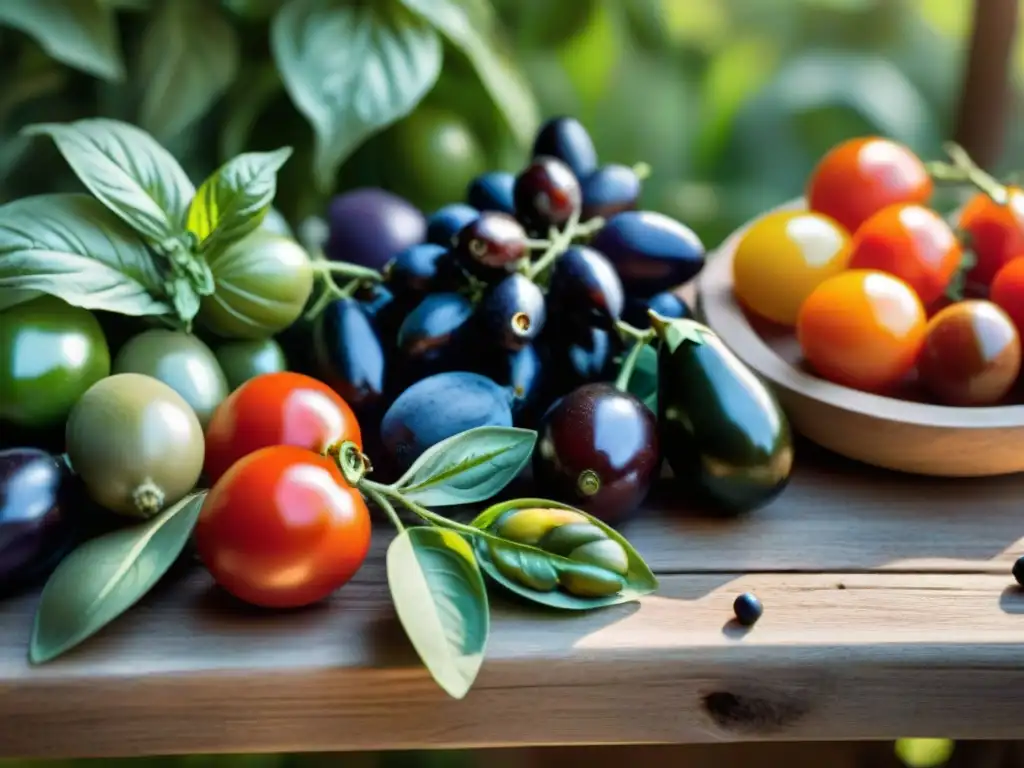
[732,210,851,326]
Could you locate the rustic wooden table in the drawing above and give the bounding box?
[1,442,1021,760]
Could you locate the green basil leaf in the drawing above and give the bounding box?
[627,343,658,413]
[469,498,658,611]
[399,0,539,147]
[187,147,293,253]
[0,193,171,316]
[392,426,537,507]
[386,526,489,699]
[168,275,201,325]
[271,0,442,193]
[137,0,241,143]
[0,0,125,81]
[22,118,195,245]
[29,491,206,664]
[219,64,284,161]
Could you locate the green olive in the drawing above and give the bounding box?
[112,330,228,428]
[557,562,626,598]
[538,522,608,556]
[66,373,205,518]
[492,507,588,546]
[488,541,559,592]
[0,295,110,429]
[567,539,629,577]
[198,230,314,340]
[213,337,288,391]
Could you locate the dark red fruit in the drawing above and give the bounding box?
[514,157,582,235]
[546,245,624,329]
[533,383,660,524]
[454,212,528,280]
[476,273,547,351]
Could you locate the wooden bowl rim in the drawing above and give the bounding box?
[699,198,1024,431]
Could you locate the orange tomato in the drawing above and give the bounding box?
[195,445,372,608]
[990,257,1024,339]
[204,371,362,484]
[958,187,1024,287]
[796,270,927,392]
[917,300,1021,406]
[846,204,962,306]
[807,137,932,235]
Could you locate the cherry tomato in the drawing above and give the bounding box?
[732,210,851,326]
[195,445,372,608]
[797,270,927,393]
[205,372,361,483]
[957,187,1024,287]
[989,258,1024,339]
[917,300,1021,406]
[807,137,932,234]
[846,204,962,306]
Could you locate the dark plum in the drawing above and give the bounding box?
[393,293,474,386]
[476,274,546,351]
[533,383,660,524]
[543,324,621,397]
[380,371,514,472]
[623,291,692,329]
[531,117,598,180]
[454,212,528,280]
[479,344,546,427]
[426,203,479,246]
[355,282,406,342]
[591,211,705,298]
[385,243,450,298]
[546,245,624,329]
[514,157,582,235]
[581,164,641,220]
[1,448,78,595]
[324,188,426,270]
[312,298,386,416]
[467,171,516,215]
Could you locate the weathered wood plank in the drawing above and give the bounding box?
[2,570,1020,758]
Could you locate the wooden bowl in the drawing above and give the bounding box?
[697,200,1024,477]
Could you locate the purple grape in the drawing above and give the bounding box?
[324,188,426,270]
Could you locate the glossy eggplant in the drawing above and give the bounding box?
[581,164,641,220]
[651,315,793,514]
[544,324,621,396]
[313,298,386,415]
[355,282,406,343]
[479,344,546,427]
[426,203,479,246]
[476,274,547,351]
[0,448,78,595]
[623,291,692,329]
[514,156,581,235]
[467,171,516,215]
[592,211,705,298]
[393,293,474,387]
[546,245,624,329]
[531,117,598,180]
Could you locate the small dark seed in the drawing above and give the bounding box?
[1013,555,1024,587]
[733,592,763,627]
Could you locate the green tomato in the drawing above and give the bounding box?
[0,295,111,429]
[387,107,487,212]
[198,230,315,340]
[213,337,288,391]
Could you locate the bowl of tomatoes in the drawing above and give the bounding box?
[699,137,1024,477]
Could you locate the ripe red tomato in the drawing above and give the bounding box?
[195,445,372,608]
[205,371,361,483]
[807,137,933,235]
[797,270,927,393]
[990,257,1024,338]
[846,203,962,306]
[958,187,1024,287]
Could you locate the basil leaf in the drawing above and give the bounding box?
[30,491,206,664]
[187,147,293,253]
[22,118,195,245]
[271,0,442,192]
[386,526,489,699]
[137,0,241,143]
[392,426,536,507]
[400,0,539,147]
[0,0,125,81]
[0,194,171,316]
[469,498,658,611]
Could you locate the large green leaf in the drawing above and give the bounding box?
[30,491,206,664]
[392,426,537,507]
[386,527,489,699]
[22,118,196,246]
[187,147,293,254]
[400,0,539,147]
[271,0,442,192]
[0,194,171,316]
[136,0,241,143]
[0,0,125,81]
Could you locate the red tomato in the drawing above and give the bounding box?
[846,204,962,306]
[797,270,927,393]
[195,445,372,608]
[958,187,1024,287]
[807,137,932,234]
[990,257,1024,338]
[205,371,361,483]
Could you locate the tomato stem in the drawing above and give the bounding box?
[362,485,405,532]
[329,441,369,487]
[928,142,1009,205]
